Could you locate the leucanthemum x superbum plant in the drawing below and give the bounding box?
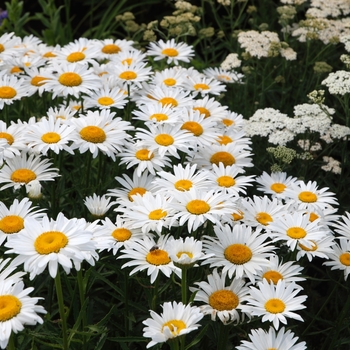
[0,0,350,348]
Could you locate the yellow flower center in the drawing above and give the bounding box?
[309,212,319,222]
[217,135,233,145]
[176,251,193,259]
[270,183,286,193]
[298,191,317,203]
[0,215,24,234]
[58,72,82,86]
[10,169,37,184]
[161,48,179,57]
[255,212,273,226]
[146,249,171,265]
[222,118,234,127]
[210,152,235,167]
[135,149,154,161]
[163,78,176,86]
[41,132,61,144]
[194,83,210,90]
[119,71,137,80]
[0,295,22,322]
[80,126,106,143]
[67,51,85,63]
[112,228,132,241]
[97,96,114,106]
[232,210,244,221]
[0,132,14,145]
[265,298,286,314]
[193,107,210,118]
[162,319,186,336]
[102,44,121,54]
[186,199,210,215]
[0,44,4,53]
[224,243,252,264]
[0,86,16,99]
[298,240,317,251]
[31,76,47,87]
[174,179,193,191]
[287,227,306,239]
[218,74,231,81]
[148,209,167,220]
[34,231,69,254]
[217,175,235,188]
[43,51,56,58]
[263,270,283,284]
[10,66,23,74]
[128,187,147,201]
[159,97,178,107]
[155,133,174,146]
[209,290,239,311]
[150,113,168,122]
[340,252,350,266]
[181,121,203,136]
[122,58,133,65]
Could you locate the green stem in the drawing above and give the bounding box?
[151,275,160,311]
[124,269,130,336]
[77,269,87,350]
[55,270,69,350]
[181,268,188,304]
[217,322,230,350]
[6,332,15,350]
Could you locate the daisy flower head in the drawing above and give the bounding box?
[166,236,206,268]
[146,38,195,65]
[256,254,305,286]
[296,234,335,262]
[118,192,177,235]
[236,326,307,350]
[255,171,299,200]
[0,278,46,349]
[203,67,244,84]
[152,67,188,88]
[268,211,329,251]
[42,62,102,99]
[202,224,274,283]
[107,169,157,204]
[215,128,252,147]
[190,268,250,324]
[0,197,45,245]
[5,213,97,280]
[220,110,245,131]
[241,279,307,329]
[182,74,227,97]
[191,95,228,121]
[0,152,59,191]
[84,193,114,219]
[69,109,133,161]
[118,235,181,284]
[0,119,27,159]
[110,48,147,66]
[46,105,77,123]
[93,216,144,255]
[95,38,135,60]
[0,32,22,60]
[22,66,51,97]
[83,86,128,110]
[0,74,27,109]
[143,301,203,348]
[26,115,75,156]
[171,188,236,233]
[118,141,171,177]
[153,163,210,196]
[284,180,338,211]
[323,239,350,280]
[331,211,350,240]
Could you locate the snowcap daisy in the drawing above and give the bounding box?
[0,120,27,159]
[83,86,128,110]
[93,216,144,255]
[5,213,98,280]
[143,301,203,348]
[0,198,45,245]
[84,193,114,218]
[46,105,77,123]
[152,67,187,88]
[0,152,59,191]
[110,48,147,66]
[69,109,133,160]
[146,38,194,64]
[22,66,51,96]
[190,268,250,324]
[203,67,244,84]
[118,235,181,284]
[191,95,228,121]
[26,115,75,155]
[202,224,274,283]
[241,279,307,329]
[220,110,245,131]
[182,74,227,97]
[0,74,27,109]
[323,239,350,280]
[0,32,22,60]
[296,234,335,262]
[236,326,307,350]
[95,38,135,60]
[0,278,46,349]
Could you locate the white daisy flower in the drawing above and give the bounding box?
[0,152,59,191]
[0,32,22,60]
[323,239,350,280]
[203,67,244,84]
[236,326,307,350]
[84,193,114,218]
[45,105,77,123]
[22,66,51,96]
[0,120,26,159]
[152,67,188,88]
[202,224,274,283]
[0,74,28,109]
[182,75,226,97]
[331,211,350,240]
[296,235,336,262]
[191,95,228,121]
[95,38,135,60]
[220,110,245,131]
[5,213,97,280]
[83,86,128,109]
[143,301,203,348]
[146,39,194,65]
[190,268,250,324]
[110,48,147,67]
[118,235,181,284]
[241,279,307,329]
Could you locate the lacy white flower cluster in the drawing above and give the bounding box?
[237,30,297,60]
[322,156,342,174]
[306,0,350,18]
[322,70,350,95]
[220,53,242,70]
